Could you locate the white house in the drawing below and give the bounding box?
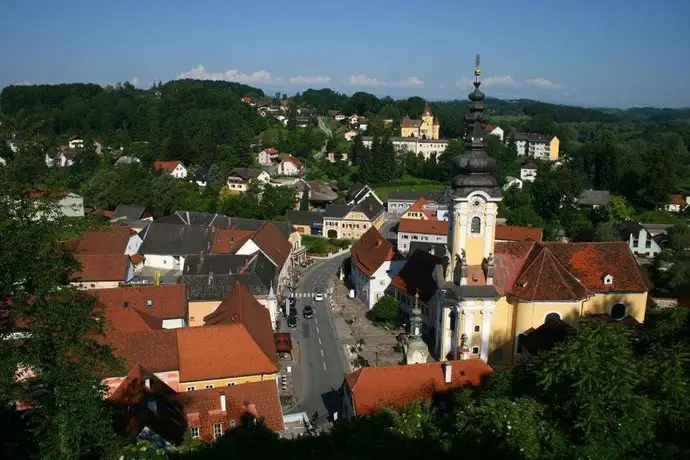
[361,136,449,161]
[153,160,187,179]
[258,147,280,166]
[277,156,304,177]
[397,218,448,253]
[520,163,537,183]
[483,124,504,141]
[138,222,214,271]
[349,228,405,310]
[619,221,670,259]
[344,130,358,141]
[503,176,523,191]
[68,137,85,149]
[358,121,369,132]
[227,168,272,192]
[664,194,689,213]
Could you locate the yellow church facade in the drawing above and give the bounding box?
[390,60,651,367]
[400,103,440,139]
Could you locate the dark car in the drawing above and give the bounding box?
[289,306,298,317]
[289,297,296,307]
[303,305,314,319]
[287,314,297,328]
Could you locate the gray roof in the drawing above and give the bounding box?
[387,190,441,202]
[114,156,141,166]
[189,167,208,181]
[183,254,250,276]
[307,181,338,203]
[324,204,351,218]
[618,221,644,240]
[444,283,500,300]
[515,133,553,142]
[157,211,230,228]
[640,223,674,233]
[324,194,384,220]
[408,242,448,258]
[360,136,449,144]
[230,218,292,238]
[229,168,263,180]
[521,163,538,170]
[112,204,148,221]
[287,210,323,226]
[578,190,612,207]
[139,222,215,256]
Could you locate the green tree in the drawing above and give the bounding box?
[206,163,224,189]
[372,295,399,322]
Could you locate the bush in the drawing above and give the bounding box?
[372,295,399,322]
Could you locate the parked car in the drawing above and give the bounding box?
[289,297,296,307]
[314,292,324,302]
[303,305,314,319]
[287,314,297,328]
[289,306,298,317]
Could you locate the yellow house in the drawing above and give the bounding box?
[400,103,440,139]
[401,197,438,220]
[323,194,385,239]
[549,136,560,161]
[390,60,651,367]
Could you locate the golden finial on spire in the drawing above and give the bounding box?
[474,53,481,81]
[414,290,419,307]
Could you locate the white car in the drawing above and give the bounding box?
[314,292,324,301]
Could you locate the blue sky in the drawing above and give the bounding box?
[1,0,689,108]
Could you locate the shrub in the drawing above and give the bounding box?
[372,295,398,322]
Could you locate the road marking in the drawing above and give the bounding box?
[316,326,320,335]
[314,317,318,325]
[318,337,321,345]
[323,362,327,371]
[320,349,324,357]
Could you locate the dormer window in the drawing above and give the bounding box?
[603,274,613,285]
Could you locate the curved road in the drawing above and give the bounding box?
[290,254,348,427]
[314,116,332,160]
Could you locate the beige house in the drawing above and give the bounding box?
[389,62,651,367]
[323,194,385,239]
[226,168,271,192]
[400,103,440,139]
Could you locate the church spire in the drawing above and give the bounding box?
[405,290,429,365]
[450,54,501,199]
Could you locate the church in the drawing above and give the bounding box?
[400,103,440,139]
[392,58,652,366]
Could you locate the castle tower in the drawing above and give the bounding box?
[405,292,429,364]
[420,102,440,139]
[445,55,502,283]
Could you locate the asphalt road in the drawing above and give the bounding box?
[289,254,348,427]
[314,116,332,160]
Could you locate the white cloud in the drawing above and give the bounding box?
[15,80,32,86]
[483,75,518,87]
[347,75,424,87]
[177,65,276,84]
[130,76,140,86]
[524,77,563,90]
[288,75,331,85]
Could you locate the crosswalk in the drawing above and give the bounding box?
[290,292,330,299]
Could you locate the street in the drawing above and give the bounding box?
[288,254,348,427]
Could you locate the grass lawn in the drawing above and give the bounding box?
[373,183,446,201]
[302,234,352,256]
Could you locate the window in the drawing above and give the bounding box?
[449,311,457,331]
[472,347,480,355]
[610,303,627,320]
[227,382,236,386]
[213,423,223,439]
[229,419,237,428]
[474,325,480,333]
[190,426,200,439]
[545,312,561,322]
[471,217,481,234]
[205,384,214,389]
[186,386,196,392]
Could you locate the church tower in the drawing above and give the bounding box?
[405,292,429,364]
[446,55,502,283]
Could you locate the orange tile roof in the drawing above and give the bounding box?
[495,224,543,242]
[211,229,254,254]
[104,307,163,332]
[250,222,292,268]
[350,227,401,277]
[283,155,304,168]
[405,198,436,218]
[669,194,686,205]
[344,359,492,416]
[106,329,179,373]
[398,218,448,236]
[173,380,284,439]
[511,245,589,301]
[153,160,183,173]
[130,254,145,265]
[72,254,129,281]
[91,285,186,320]
[71,225,134,254]
[176,324,279,383]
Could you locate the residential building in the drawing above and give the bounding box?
[578,189,612,208]
[361,136,448,161]
[68,136,85,149]
[520,163,537,182]
[295,180,339,207]
[502,176,523,191]
[114,155,141,166]
[189,167,208,187]
[514,133,559,161]
[350,227,405,309]
[340,359,492,420]
[296,117,310,128]
[26,189,85,218]
[71,225,143,255]
[93,284,187,329]
[344,130,358,141]
[323,194,385,239]
[618,221,667,259]
[277,155,304,176]
[287,210,323,235]
[71,254,135,289]
[153,160,188,179]
[326,152,349,163]
[258,147,280,166]
[346,183,381,206]
[494,225,543,242]
[111,204,153,223]
[483,124,504,141]
[156,211,230,228]
[386,190,442,214]
[227,168,271,192]
[46,149,77,167]
[138,222,215,271]
[390,61,652,367]
[401,197,440,220]
[397,218,448,253]
[400,103,440,139]
[664,193,689,212]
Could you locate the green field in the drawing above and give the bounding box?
[373,183,446,201]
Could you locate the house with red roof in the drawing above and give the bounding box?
[153,160,187,179]
[350,227,405,310]
[92,284,187,329]
[71,225,143,255]
[482,123,504,141]
[70,254,136,289]
[277,155,305,177]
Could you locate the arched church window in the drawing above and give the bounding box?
[471,217,481,234]
[545,312,561,322]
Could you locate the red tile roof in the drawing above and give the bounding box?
[104,307,163,332]
[511,245,589,301]
[71,225,134,254]
[350,227,401,277]
[669,194,686,205]
[173,380,284,439]
[398,218,448,236]
[106,329,179,373]
[344,359,492,416]
[91,285,187,320]
[211,229,255,254]
[153,160,183,173]
[405,198,436,219]
[72,254,130,281]
[495,224,543,242]
[400,117,422,128]
[250,222,292,268]
[282,155,304,168]
[483,124,498,132]
[264,147,279,155]
[176,324,279,383]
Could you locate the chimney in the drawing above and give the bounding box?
[146,299,153,309]
[144,378,151,389]
[443,362,452,384]
[220,392,227,412]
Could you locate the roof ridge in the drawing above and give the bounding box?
[539,247,586,300]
